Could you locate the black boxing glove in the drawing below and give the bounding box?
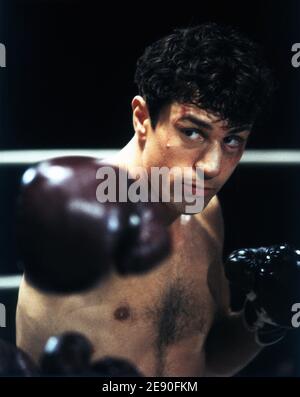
[90,357,143,377]
[225,243,300,346]
[17,156,171,293]
[0,339,39,376]
[40,332,93,376]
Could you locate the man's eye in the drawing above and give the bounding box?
[181,128,202,141]
[224,135,245,149]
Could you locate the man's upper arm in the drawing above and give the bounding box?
[201,195,231,316]
[201,195,224,250]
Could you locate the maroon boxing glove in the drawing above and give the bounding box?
[17,156,171,293]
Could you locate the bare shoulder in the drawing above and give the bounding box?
[194,195,224,250]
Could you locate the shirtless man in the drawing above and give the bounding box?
[16,23,276,376]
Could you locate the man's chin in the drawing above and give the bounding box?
[168,199,206,216]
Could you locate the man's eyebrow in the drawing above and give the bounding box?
[227,125,252,135]
[177,115,213,130]
[177,115,251,134]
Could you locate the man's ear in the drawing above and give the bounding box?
[131,96,152,141]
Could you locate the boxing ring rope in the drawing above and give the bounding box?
[0,275,22,290]
[0,149,300,165]
[0,149,118,165]
[0,148,300,290]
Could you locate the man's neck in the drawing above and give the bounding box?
[105,135,182,226]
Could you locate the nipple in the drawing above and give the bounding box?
[114,305,131,321]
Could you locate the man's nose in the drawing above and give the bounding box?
[195,143,222,179]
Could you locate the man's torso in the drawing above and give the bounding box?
[16,198,224,376]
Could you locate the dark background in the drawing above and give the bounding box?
[0,0,300,377]
[0,0,299,149]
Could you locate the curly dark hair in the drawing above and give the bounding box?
[134,23,275,129]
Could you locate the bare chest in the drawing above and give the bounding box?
[143,218,218,346]
[17,216,221,376]
[60,216,220,344]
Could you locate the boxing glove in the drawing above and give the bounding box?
[0,339,39,376]
[225,243,300,345]
[90,357,143,377]
[40,332,93,376]
[17,156,171,293]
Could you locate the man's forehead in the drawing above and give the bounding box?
[172,103,220,123]
[170,103,252,133]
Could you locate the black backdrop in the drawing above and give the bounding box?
[0,0,299,149]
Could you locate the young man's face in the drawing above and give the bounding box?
[133,98,251,215]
